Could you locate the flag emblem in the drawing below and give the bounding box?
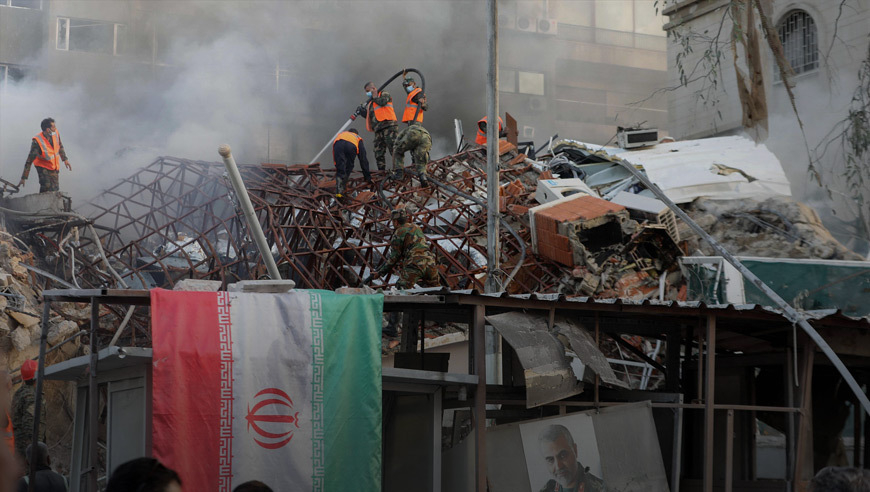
[245,388,300,450]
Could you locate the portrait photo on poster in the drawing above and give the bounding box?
[519,413,606,492]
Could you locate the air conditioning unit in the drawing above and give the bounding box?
[498,13,516,30]
[617,128,659,149]
[522,126,536,139]
[516,15,537,33]
[528,97,547,112]
[535,178,596,204]
[537,18,558,35]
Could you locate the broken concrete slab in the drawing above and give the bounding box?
[48,320,79,345]
[7,308,40,329]
[1,191,71,215]
[10,326,30,352]
[227,279,296,293]
[173,279,222,291]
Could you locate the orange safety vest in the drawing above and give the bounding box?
[366,93,397,132]
[3,412,12,455]
[33,131,61,171]
[475,116,504,145]
[334,131,362,154]
[402,87,424,123]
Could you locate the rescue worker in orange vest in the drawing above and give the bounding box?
[475,116,507,146]
[332,128,371,198]
[358,82,398,171]
[18,118,71,193]
[392,77,432,184]
[401,77,427,125]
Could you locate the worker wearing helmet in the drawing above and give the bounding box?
[359,81,398,172]
[475,116,506,146]
[11,360,45,464]
[400,77,427,125]
[371,206,440,289]
[392,77,432,185]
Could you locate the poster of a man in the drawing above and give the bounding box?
[537,424,607,492]
[519,413,608,492]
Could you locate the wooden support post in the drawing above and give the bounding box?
[703,314,716,492]
[87,299,99,492]
[725,409,734,492]
[786,346,796,491]
[666,328,681,392]
[854,399,861,469]
[473,304,487,492]
[794,343,815,486]
[697,319,705,403]
[594,313,600,409]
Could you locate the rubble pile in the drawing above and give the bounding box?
[682,197,863,260]
[24,134,853,308]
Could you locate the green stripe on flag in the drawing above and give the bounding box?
[317,291,383,490]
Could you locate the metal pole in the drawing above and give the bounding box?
[703,314,716,492]
[484,0,500,294]
[473,305,487,491]
[617,158,870,417]
[27,302,50,492]
[87,299,99,492]
[725,409,734,492]
[218,144,282,280]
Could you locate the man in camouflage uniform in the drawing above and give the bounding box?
[392,77,431,185]
[19,118,72,193]
[537,424,608,492]
[392,124,432,185]
[372,207,439,289]
[358,82,398,171]
[12,360,45,465]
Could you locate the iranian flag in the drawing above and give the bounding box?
[150,289,383,491]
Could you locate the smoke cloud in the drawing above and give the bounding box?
[0,1,494,202]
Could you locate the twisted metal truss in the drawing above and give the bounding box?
[39,148,568,293]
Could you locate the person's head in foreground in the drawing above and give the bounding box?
[105,457,182,492]
[233,481,274,492]
[812,467,870,492]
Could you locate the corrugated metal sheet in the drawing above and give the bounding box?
[387,287,870,328]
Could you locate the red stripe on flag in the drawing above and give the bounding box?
[151,289,226,490]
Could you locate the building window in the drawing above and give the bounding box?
[0,65,7,92]
[1,0,41,9]
[499,68,517,93]
[56,17,127,55]
[518,71,545,96]
[777,10,818,75]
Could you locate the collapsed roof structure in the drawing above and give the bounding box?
[2,134,859,323]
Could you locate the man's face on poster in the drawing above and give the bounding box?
[540,434,579,488]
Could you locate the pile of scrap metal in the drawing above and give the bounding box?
[17,135,859,311]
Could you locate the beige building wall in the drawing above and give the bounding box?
[664,0,870,251]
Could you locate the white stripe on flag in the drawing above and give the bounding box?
[229,292,316,489]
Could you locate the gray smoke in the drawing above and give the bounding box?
[0,1,496,202]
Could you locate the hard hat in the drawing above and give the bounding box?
[20,359,38,381]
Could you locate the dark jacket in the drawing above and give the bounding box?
[17,466,67,492]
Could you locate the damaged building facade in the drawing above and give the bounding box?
[662,0,870,255]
